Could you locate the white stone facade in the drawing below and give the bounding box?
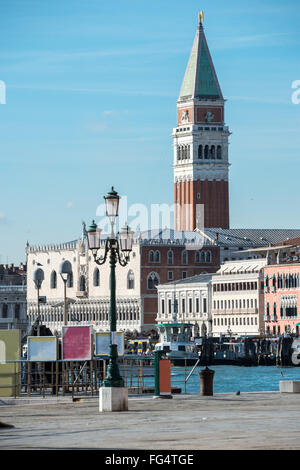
[26,238,142,334]
[156,274,213,337]
[211,259,267,337]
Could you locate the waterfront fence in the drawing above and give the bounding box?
[0,357,206,399]
[0,356,156,399]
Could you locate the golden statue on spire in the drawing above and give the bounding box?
[198,11,204,24]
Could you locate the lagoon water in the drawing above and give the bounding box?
[140,365,300,394]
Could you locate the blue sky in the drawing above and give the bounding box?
[1,0,300,263]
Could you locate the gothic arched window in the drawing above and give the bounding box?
[127,270,135,289]
[204,145,209,159]
[195,251,201,263]
[206,251,212,263]
[182,250,188,265]
[67,271,73,288]
[79,275,86,292]
[93,268,100,287]
[50,271,57,289]
[149,250,154,262]
[147,272,160,290]
[14,304,20,320]
[198,145,203,159]
[2,304,8,318]
[167,250,174,265]
[154,250,161,263]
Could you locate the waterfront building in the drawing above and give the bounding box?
[26,228,219,335]
[196,228,300,264]
[156,273,213,337]
[157,258,267,339]
[26,227,300,336]
[235,236,300,336]
[262,237,300,336]
[0,263,27,337]
[211,259,267,338]
[0,263,26,285]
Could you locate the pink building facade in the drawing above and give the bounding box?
[264,263,300,336]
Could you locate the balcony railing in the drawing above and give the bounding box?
[0,285,26,293]
[212,308,259,315]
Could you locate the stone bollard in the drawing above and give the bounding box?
[199,366,215,396]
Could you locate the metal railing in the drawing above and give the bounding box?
[0,356,157,400]
[0,357,206,399]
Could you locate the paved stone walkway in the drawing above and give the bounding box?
[1,392,300,449]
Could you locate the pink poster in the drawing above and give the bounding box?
[62,326,92,361]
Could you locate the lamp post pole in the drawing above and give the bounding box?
[103,242,124,387]
[59,260,72,327]
[63,279,67,326]
[86,187,133,389]
[33,268,44,336]
[37,286,40,336]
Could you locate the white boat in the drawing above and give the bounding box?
[155,321,199,365]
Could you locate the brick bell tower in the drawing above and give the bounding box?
[173,12,230,231]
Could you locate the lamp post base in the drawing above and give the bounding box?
[99,387,128,412]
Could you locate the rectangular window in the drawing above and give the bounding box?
[182,299,185,314]
[189,298,192,313]
[168,299,172,314]
[161,299,165,314]
[196,298,199,312]
[182,271,187,279]
[203,298,207,313]
[168,271,173,281]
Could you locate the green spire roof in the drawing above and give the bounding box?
[179,23,223,101]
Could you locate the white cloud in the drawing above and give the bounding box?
[0,212,7,223]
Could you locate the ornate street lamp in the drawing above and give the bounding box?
[59,260,72,326]
[86,187,133,388]
[33,268,44,336]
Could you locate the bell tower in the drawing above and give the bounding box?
[173,13,230,231]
